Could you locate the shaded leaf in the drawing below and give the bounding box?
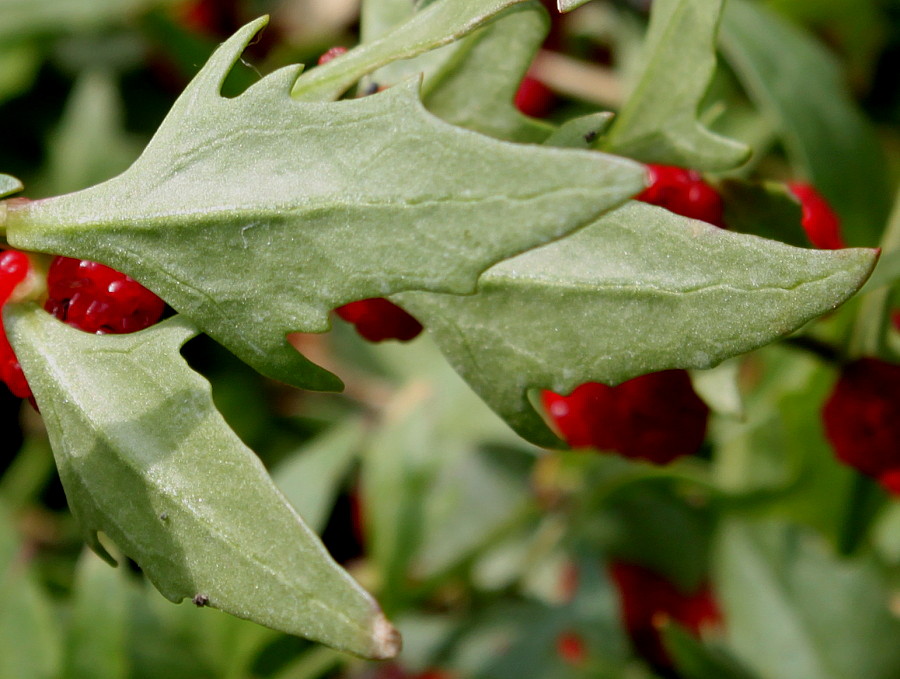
[292,0,545,102]
[719,0,891,246]
[396,202,877,445]
[662,622,759,679]
[543,113,615,149]
[5,305,400,659]
[6,17,645,391]
[602,0,750,171]
[715,520,900,679]
[719,179,806,248]
[422,1,554,143]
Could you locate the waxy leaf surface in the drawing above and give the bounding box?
[291,0,543,101]
[603,0,750,171]
[5,305,400,660]
[396,202,877,446]
[5,17,646,391]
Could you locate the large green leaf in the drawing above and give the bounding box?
[715,520,900,679]
[719,0,891,246]
[602,0,750,171]
[422,1,554,143]
[5,305,400,660]
[291,0,543,101]
[395,202,877,446]
[5,17,644,392]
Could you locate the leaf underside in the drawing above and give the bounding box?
[602,0,750,171]
[395,202,877,446]
[5,305,400,660]
[5,16,646,391]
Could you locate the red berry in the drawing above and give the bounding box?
[636,164,725,227]
[44,257,165,335]
[787,182,845,250]
[514,74,555,118]
[556,630,588,666]
[335,298,423,343]
[318,46,348,66]
[0,249,33,399]
[542,370,709,465]
[609,561,721,671]
[822,358,900,482]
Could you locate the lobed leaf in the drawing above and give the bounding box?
[291,0,543,102]
[602,0,750,171]
[5,305,400,660]
[719,0,891,245]
[395,202,878,446]
[5,17,646,391]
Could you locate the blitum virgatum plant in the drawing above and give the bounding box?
[0,0,880,661]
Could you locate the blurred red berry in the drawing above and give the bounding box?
[542,370,709,464]
[787,182,845,250]
[556,630,588,666]
[44,257,165,335]
[514,74,555,118]
[0,249,33,399]
[335,298,423,343]
[609,561,721,671]
[822,357,900,488]
[637,164,725,227]
[318,46,348,66]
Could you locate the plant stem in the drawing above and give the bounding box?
[838,473,884,556]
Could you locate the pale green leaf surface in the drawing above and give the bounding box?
[0,174,23,199]
[6,17,645,391]
[603,0,750,171]
[543,112,615,149]
[0,0,175,43]
[719,0,891,246]
[395,202,877,446]
[5,306,400,659]
[422,1,554,143]
[557,0,593,10]
[273,420,364,534]
[716,520,900,679]
[292,0,540,101]
[0,506,61,679]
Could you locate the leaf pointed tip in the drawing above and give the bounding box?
[369,612,402,660]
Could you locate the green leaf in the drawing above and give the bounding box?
[6,17,645,392]
[5,305,400,660]
[395,202,877,446]
[0,505,61,679]
[273,420,364,534]
[0,0,175,43]
[662,622,760,679]
[291,0,544,102]
[719,0,891,246]
[602,0,750,171]
[422,1,554,143]
[65,550,130,679]
[719,180,807,248]
[0,175,23,199]
[557,0,593,11]
[543,113,615,149]
[0,45,40,105]
[715,520,900,679]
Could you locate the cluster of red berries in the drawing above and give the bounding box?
[542,371,709,464]
[0,252,166,400]
[610,561,721,672]
[636,164,726,227]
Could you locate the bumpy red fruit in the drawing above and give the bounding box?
[637,164,725,227]
[542,370,709,464]
[335,298,423,343]
[0,250,33,398]
[44,257,165,334]
[514,74,555,118]
[822,357,900,491]
[609,561,721,671]
[787,182,846,250]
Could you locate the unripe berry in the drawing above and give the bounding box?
[636,164,725,227]
[318,46,348,66]
[822,357,900,492]
[787,182,845,250]
[609,561,720,672]
[335,298,423,343]
[0,249,34,399]
[44,257,165,335]
[542,370,709,465]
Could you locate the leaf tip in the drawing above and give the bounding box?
[194,15,272,97]
[369,612,402,660]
